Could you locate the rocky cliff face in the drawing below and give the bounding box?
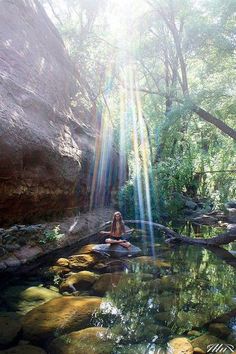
[0,0,117,225]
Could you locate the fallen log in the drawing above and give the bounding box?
[124,220,236,246]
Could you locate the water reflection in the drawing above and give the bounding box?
[92,230,236,351]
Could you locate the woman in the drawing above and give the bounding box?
[100,211,132,249]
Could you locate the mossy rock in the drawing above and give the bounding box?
[1,286,61,314]
[22,296,102,342]
[191,334,225,352]
[48,265,70,276]
[208,322,231,338]
[68,254,99,270]
[48,327,114,354]
[55,258,69,267]
[59,271,99,293]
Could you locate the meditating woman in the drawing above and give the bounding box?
[100,211,132,249]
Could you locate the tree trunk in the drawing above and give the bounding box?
[124,220,236,246]
[192,105,236,140]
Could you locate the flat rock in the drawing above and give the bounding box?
[92,244,141,258]
[22,296,102,342]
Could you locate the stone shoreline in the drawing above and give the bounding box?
[0,207,114,273]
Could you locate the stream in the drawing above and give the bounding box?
[0,226,236,353]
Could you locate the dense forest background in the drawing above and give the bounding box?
[41,0,236,223]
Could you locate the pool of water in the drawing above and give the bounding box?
[0,227,236,353]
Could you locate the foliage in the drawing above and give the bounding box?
[39,225,64,244]
[40,0,236,219]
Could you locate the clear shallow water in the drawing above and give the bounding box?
[0,227,236,353]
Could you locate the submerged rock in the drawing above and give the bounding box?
[191,334,225,352]
[48,327,114,354]
[208,322,231,338]
[92,244,141,258]
[0,313,22,347]
[59,271,99,293]
[92,273,126,296]
[22,296,102,342]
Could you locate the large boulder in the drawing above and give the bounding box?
[0,0,118,225]
[22,296,102,342]
[48,327,115,354]
[0,344,47,354]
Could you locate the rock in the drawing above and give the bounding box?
[77,244,98,254]
[193,348,205,354]
[0,313,22,347]
[92,244,142,258]
[167,337,193,354]
[0,247,7,257]
[22,296,102,342]
[68,254,99,270]
[48,327,114,354]
[93,259,128,273]
[226,207,236,223]
[2,286,61,314]
[159,294,177,312]
[55,258,70,267]
[59,271,99,293]
[226,201,236,209]
[176,311,211,330]
[187,330,201,337]
[208,323,231,338]
[13,245,43,263]
[227,332,236,346]
[0,0,118,225]
[5,244,21,252]
[3,256,21,268]
[0,261,7,270]
[185,201,198,210]
[227,224,236,236]
[191,334,225,352]
[92,273,126,296]
[48,265,71,276]
[0,344,47,354]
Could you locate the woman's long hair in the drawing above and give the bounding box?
[111,212,125,235]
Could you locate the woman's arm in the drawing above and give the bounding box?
[99,231,111,235]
